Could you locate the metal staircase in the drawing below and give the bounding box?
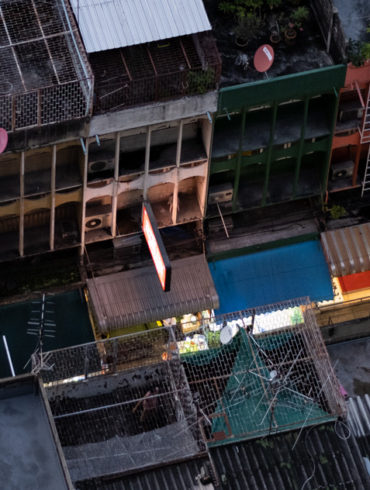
[361,85,370,197]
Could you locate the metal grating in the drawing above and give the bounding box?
[0,0,93,132]
[90,33,221,114]
[37,299,345,482]
[40,328,205,482]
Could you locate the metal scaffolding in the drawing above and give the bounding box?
[0,0,93,132]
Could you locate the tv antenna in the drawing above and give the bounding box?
[24,293,56,374]
[247,330,316,434]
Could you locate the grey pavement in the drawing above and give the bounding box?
[327,336,370,397]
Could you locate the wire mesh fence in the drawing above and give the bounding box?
[38,298,346,481]
[90,33,221,114]
[0,0,93,131]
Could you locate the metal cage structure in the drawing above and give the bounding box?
[0,0,93,132]
[37,298,345,482]
[89,32,221,114]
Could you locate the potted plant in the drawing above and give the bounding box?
[269,16,281,44]
[282,21,297,45]
[290,6,309,30]
[270,30,281,44]
[234,12,263,47]
[281,6,309,45]
[347,38,370,67]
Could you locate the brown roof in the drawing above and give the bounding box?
[321,223,370,277]
[87,254,219,331]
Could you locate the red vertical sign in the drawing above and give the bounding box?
[142,202,171,291]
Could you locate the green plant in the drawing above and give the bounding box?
[207,330,221,349]
[187,68,215,94]
[234,12,263,44]
[347,39,370,67]
[328,204,347,220]
[266,0,282,8]
[290,6,309,28]
[218,0,263,19]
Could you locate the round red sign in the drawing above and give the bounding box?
[254,44,275,73]
[0,128,8,154]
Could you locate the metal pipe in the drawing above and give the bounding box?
[3,336,15,377]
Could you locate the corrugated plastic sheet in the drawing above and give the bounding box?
[321,223,370,277]
[209,240,333,314]
[70,0,212,53]
[87,254,219,331]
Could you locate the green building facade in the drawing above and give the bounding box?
[208,65,347,219]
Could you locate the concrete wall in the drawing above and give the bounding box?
[311,0,346,63]
[89,92,218,137]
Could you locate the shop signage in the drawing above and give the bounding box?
[142,202,171,291]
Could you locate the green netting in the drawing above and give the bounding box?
[208,330,333,444]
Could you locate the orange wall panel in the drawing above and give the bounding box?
[339,270,370,292]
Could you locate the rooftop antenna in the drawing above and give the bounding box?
[253,44,274,79]
[246,329,318,435]
[24,293,56,373]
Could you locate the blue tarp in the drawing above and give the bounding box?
[209,240,333,314]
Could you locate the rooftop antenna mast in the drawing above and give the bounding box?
[24,293,56,374]
[247,328,316,435]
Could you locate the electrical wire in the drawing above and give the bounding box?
[300,425,317,490]
[334,418,351,441]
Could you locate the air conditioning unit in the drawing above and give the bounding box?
[208,183,233,205]
[338,107,363,123]
[88,152,115,174]
[84,213,112,230]
[331,160,354,181]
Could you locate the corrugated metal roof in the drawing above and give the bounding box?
[75,455,213,489]
[76,423,370,489]
[321,223,370,276]
[347,395,370,438]
[347,395,370,446]
[347,395,370,472]
[211,423,370,490]
[87,254,219,331]
[70,0,212,53]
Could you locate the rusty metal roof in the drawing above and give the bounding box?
[87,254,219,331]
[321,223,370,277]
[70,0,212,53]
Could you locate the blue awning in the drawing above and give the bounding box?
[209,240,333,314]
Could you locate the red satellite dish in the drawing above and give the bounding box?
[0,128,8,154]
[254,44,274,73]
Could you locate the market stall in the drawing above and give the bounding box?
[86,254,219,337]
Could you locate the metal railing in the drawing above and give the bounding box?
[0,78,93,132]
